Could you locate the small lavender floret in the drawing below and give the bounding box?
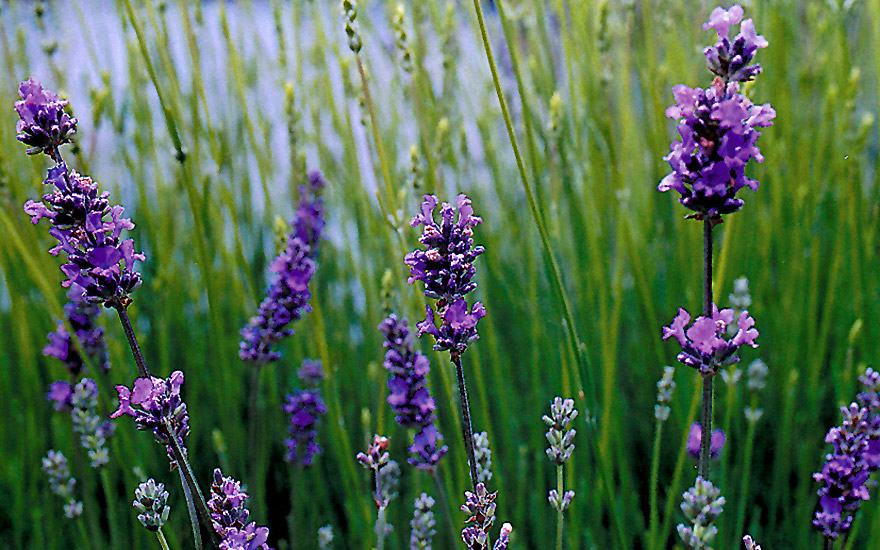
[240,172,325,364]
[410,493,436,550]
[544,397,578,465]
[686,422,726,460]
[132,478,170,532]
[461,483,496,550]
[208,469,272,550]
[110,371,190,469]
[44,292,110,376]
[406,194,486,356]
[548,489,575,513]
[318,525,334,550]
[283,362,328,467]
[357,434,390,472]
[493,523,512,550]
[14,77,77,157]
[742,535,762,550]
[42,450,82,519]
[24,162,144,303]
[702,6,768,83]
[677,476,725,550]
[662,304,758,376]
[655,366,677,421]
[474,431,493,483]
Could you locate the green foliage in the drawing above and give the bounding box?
[0,0,878,549]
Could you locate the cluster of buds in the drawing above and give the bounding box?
[132,478,170,532]
[410,493,436,550]
[48,378,114,467]
[744,358,768,423]
[654,366,677,421]
[357,435,391,507]
[342,0,362,53]
[677,477,725,550]
[473,431,493,483]
[42,450,82,519]
[393,4,414,74]
[544,397,578,465]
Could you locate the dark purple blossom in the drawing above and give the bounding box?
[43,290,110,375]
[686,422,726,460]
[662,304,758,376]
[813,372,880,540]
[110,371,190,469]
[461,483,496,550]
[24,162,144,304]
[283,360,328,467]
[702,5,768,83]
[406,194,486,356]
[379,314,449,470]
[208,469,272,550]
[14,77,77,158]
[658,6,774,219]
[239,172,326,364]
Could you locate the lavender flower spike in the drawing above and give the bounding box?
[410,493,436,550]
[379,314,448,471]
[677,476,725,550]
[208,469,272,550]
[110,371,190,469]
[406,194,486,356]
[44,289,110,375]
[662,304,758,376]
[14,77,77,158]
[283,359,328,467]
[42,450,82,519]
[239,171,326,364]
[462,483,510,550]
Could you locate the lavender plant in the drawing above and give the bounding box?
[282,359,328,467]
[460,483,510,550]
[379,314,448,471]
[43,291,110,376]
[473,431,493,484]
[357,435,392,550]
[42,450,82,519]
[133,477,173,550]
[648,367,677,548]
[207,469,272,550]
[410,493,436,550]
[48,378,113,468]
[406,194,485,488]
[658,4,773,491]
[686,423,726,460]
[677,476,725,550]
[544,397,577,550]
[318,525,334,550]
[812,368,880,546]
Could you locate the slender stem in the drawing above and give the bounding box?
[432,471,460,548]
[647,418,664,550]
[452,354,479,489]
[825,537,836,550]
[355,55,396,219]
[374,465,386,550]
[556,465,564,550]
[699,218,714,480]
[733,415,758,548]
[157,528,172,550]
[99,469,120,550]
[114,305,150,378]
[179,467,204,550]
[76,517,94,550]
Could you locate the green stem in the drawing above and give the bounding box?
[76,517,94,550]
[355,55,397,220]
[432,471,459,549]
[556,464,564,550]
[99,469,120,550]
[157,528,172,550]
[647,418,664,550]
[733,414,758,547]
[452,353,479,489]
[699,218,714,480]
[165,425,221,548]
[179,467,204,550]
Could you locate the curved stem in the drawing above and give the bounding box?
[165,426,221,548]
[99,469,120,550]
[355,55,397,220]
[157,528,172,550]
[179,466,204,550]
[699,218,714,480]
[452,354,479,489]
[114,305,150,378]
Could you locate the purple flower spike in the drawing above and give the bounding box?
[208,469,271,550]
[406,194,486,357]
[703,6,768,83]
[14,77,77,158]
[24,162,144,304]
[239,172,326,365]
[283,361,328,467]
[110,371,190,469]
[686,422,726,459]
[662,304,758,375]
[43,289,110,376]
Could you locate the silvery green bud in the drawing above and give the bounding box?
[133,478,171,532]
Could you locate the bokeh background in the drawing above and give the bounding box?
[1,0,878,549]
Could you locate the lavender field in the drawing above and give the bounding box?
[1,1,879,549]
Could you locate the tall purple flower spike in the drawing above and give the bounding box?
[208,469,272,550]
[14,77,77,158]
[662,304,758,376]
[24,162,144,304]
[658,5,774,220]
[406,194,486,356]
[686,422,726,460]
[239,171,326,364]
[283,359,327,467]
[110,371,190,469]
[813,369,880,540]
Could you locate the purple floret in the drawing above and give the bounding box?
[208,469,272,550]
[686,422,726,459]
[110,371,190,469]
[239,172,326,365]
[406,195,486,357]
[702,6,768,83]
[43,289,110,375]
[662,304,758,376]
[14,77,77,158]
[283,361,328,467]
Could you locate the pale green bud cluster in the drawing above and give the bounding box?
[342,0,363,53]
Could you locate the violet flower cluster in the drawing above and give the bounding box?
[282,359,327,467]
[14,76,77,158]
[813,368,880,540]
[42,450,82,519]
[47,378,114,468]
[17,79,144,305]
[239,171,326,364]
[657,6,775,219]
[405,195,486,357]
[379,314,448,471]
[208,469,272,550]
[44,291,110,375]
[662,304,758,376]
[110,371,190,469]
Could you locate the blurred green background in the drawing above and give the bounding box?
[0,0,878,549]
